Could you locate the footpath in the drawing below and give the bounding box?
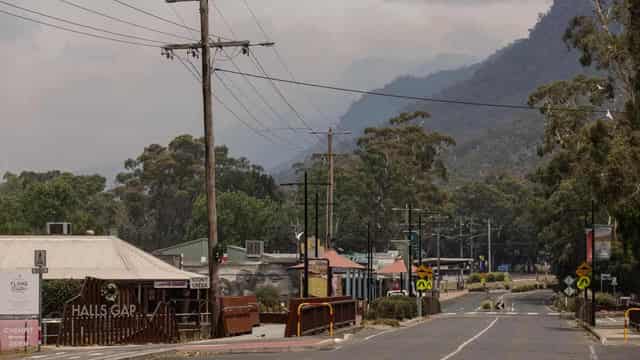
[580,315,640,345]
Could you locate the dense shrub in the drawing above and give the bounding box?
[468,273,482,283]
[511,283,538,293]
[43,280,83,317]
[595,292,616,308]
[255,286,281,312]
[481,300,493,310]
[486,273,496,282]
[369,296,417,320]
[494,273,506,282]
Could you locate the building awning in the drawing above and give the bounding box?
[0,236,204,281]
[378,259,416,274]
[290,250,365,270]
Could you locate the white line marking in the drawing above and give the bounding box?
[589,344,599,360]
[506,312,517,315]
[527,312,539,315]
[439,318,499,360]
[465,312,478,315]
[607,317,617,322]
[29,356,46,359]
[548,312,561,316]
[444,312,457,316]
[487,312,498,315]
[68,357,80,360]
[364,329,396,341]
[55,353,66,355]
[89,352,105,356]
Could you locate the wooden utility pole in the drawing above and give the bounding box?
[311,128,351,249]
[164,0,273,338]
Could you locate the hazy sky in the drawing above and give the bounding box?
[0,0,553,179]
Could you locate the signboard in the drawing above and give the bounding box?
[601,273,611,281]
[153,280,188,289]
[611,277,618,286]
[0,319,38,351]
[308,259,330,297]
[577,276,591,290]
[416,265,432,279]
[416,279,432,291]
[586,226,612,262]
[564,275,575,287]
[189,277,210,289]
[563,286,576,297]
[576,262,592,277]
[34,249,47,267]
[0,271,39,316]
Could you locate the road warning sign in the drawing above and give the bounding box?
[416,265,433,279]
[416,279,433,291]
[576,262,592,277]
[576,276,591,290]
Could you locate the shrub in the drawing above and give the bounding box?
[364,318,401,327]
[468,273,482,283]
[511,283,538,293]
[486,273,496,282]
[481,300,493,310]
[494,273,506,282]
[369,296,417,320]
[255,286,281,312]
[43,280,83,317]
[595,292,616,308]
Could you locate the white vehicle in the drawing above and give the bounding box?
[386,290,408,297]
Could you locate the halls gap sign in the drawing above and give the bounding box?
[71,304,137,318]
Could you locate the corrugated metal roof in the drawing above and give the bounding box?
[0,236,203,281]
[291,250,365,270]
[378,259,417,274]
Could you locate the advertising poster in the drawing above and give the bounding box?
[0,319,38,351]
[586,226,613,262]
[0,271,39,316]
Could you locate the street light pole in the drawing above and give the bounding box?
[303,172,309,298]
[488,218,492,273]
[591,199,596,327]
[408,204,413,297]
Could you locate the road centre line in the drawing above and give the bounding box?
[439,317,499,360]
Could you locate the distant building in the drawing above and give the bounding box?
[154,240,299,299]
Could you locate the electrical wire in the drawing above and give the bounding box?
[248,51,317,131]
[214,68,621,115]
[215,73,305,149]
[175,54,303,150]
[111,0,231,40]
[0,8,160,48]
[241,0,338,129]
[58,0,197,42]
[0,1,169,44]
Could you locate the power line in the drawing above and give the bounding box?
[248,51,316,131]
[0,8,159,48]
[111,0,230,40]
[211,3,315,141]
[0,0,169,44]
[215,73,304,149]
[214,68,621,115]
[241,0,336,127]
[175,54,300,149]
[58,0,197,42]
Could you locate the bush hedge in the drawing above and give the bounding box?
[595,292,616,308]
[467,272,509,283]
[368,296,417,320]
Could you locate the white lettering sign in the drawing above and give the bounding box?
[0,272,39,315]
[71,304,136,318]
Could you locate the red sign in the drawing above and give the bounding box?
[0,320,38,351]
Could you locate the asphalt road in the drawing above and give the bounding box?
[213,290,639,360]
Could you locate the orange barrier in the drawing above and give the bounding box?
[296,302,334,337]
[624,307,640,343]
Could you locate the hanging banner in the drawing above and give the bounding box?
[586,226,612,262]
[0,271,39,316]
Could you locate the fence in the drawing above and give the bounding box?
[285,297,356,337]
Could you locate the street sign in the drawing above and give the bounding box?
[576,262,592,277]
[576,276,591,290]
[564,275,575,287]
[563,286,576,297]
[611,277,618,286]
[31,267,48,274]
[416,279,433,291]
[416,265,432,279]
[34,249,47,267]
[601,273,611,281]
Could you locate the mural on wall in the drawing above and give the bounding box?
[219,264,297,297]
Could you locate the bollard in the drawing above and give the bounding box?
[624,307,640,343]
